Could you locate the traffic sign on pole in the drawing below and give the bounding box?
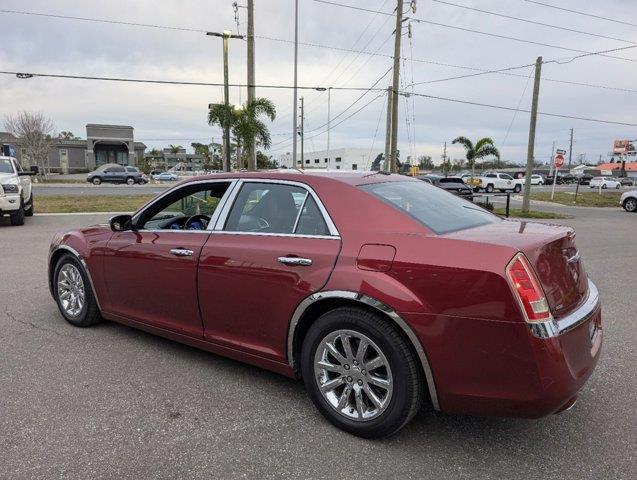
[554,153,565,168]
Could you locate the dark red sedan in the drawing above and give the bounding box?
[48,172,602,438]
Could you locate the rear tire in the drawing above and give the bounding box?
[53,254,102,327]
[126,177,135,185]
[9,202,25,226]
[301,307,424,439]
[513,184,522,193]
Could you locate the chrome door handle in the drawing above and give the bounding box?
[170,248,194,257]
[277,256,313,266]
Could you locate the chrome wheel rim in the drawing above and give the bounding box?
[626,199,637,211]
[57,264,85,317]
[314,329,393,422]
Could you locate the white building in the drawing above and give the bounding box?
[281,148,381,171]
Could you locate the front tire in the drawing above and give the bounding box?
[92,177,102,185]
[624,198,637,212]
[301,307,423,439]
[485,184,494,193]
[9,202,25,226]
[53,254,102,327]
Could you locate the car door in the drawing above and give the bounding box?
[102,180,234,336]
[198,180,341,363]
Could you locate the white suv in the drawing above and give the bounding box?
[0,156,35,225]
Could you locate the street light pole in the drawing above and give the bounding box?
[246,0,256,170]
[300,96,305,170]
[327,87,331,168]
[292,0,299,170]
[206,30,244,172]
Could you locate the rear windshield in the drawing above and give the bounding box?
[439,178,464,185]
[360,181,500,234]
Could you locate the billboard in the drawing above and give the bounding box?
[613,140,635,154]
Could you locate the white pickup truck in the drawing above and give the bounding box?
[0,156,36,225]
[474,172,523,193]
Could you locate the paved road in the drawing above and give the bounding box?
[1,209,635,479]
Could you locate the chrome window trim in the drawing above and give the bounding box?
[214,178,340,237]
[209,230,339,240]
[130,178,238,231]
[48,245,102,312]
[287,290,440,411]
[529,279,600,339]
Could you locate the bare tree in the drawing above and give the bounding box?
[4,111,55,175]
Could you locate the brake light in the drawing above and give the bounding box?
[506,253,551,322]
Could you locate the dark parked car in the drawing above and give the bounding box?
[48,172,601,438]
[578,175,594,185]
[417,175,473,199]
[618,177,635,187]
[87,164,148,185]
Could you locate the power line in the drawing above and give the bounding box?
[409,91,637,126]
[522,0,637,28]
[314,0,637,62]
[270,93,386,152]
[431,0,637,45]
[0,70,388,91]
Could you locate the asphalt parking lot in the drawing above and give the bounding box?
[1,208,635,479]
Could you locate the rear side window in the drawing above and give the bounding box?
[360,181,500,234]
[225,183,305,234]
[225,182,332,236]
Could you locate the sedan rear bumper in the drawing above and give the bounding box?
[405,279,602,418]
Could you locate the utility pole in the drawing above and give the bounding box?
[299,96,305,170]
[389,0,403,173]
[567,128,574,169]
[384,86,393,171]
[292,0,299,171]
[326,87,331,168]
[522,56,542,214]
[246,0,256,170]
[206,30,244,172]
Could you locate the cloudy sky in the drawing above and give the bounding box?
[1,0,635,167]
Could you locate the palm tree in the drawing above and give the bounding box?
[451,136,500,178]
[208,98,276,170]
[168,144,182,154]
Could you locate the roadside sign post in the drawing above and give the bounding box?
[551,153,564,200]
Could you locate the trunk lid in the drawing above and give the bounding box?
[444,219,589,317]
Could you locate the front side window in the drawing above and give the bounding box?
[138,182,230,230]
[361,181,500,235]
[224,182,330,235]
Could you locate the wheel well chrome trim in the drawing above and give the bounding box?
[49,245,102,311]
[287,290,440,410]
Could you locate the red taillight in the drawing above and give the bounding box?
[506,253,551,323]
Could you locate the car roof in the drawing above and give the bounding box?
[177,170,415,188]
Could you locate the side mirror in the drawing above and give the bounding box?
[110,214,134,232]
[18,171,36,176]
[30,165,39,174]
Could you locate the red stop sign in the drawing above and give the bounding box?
[554,154,565,168]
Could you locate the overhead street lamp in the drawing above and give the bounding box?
[206,30,244,172]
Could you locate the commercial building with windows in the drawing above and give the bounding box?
[282,148,378,171]
[1,124,146,173]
